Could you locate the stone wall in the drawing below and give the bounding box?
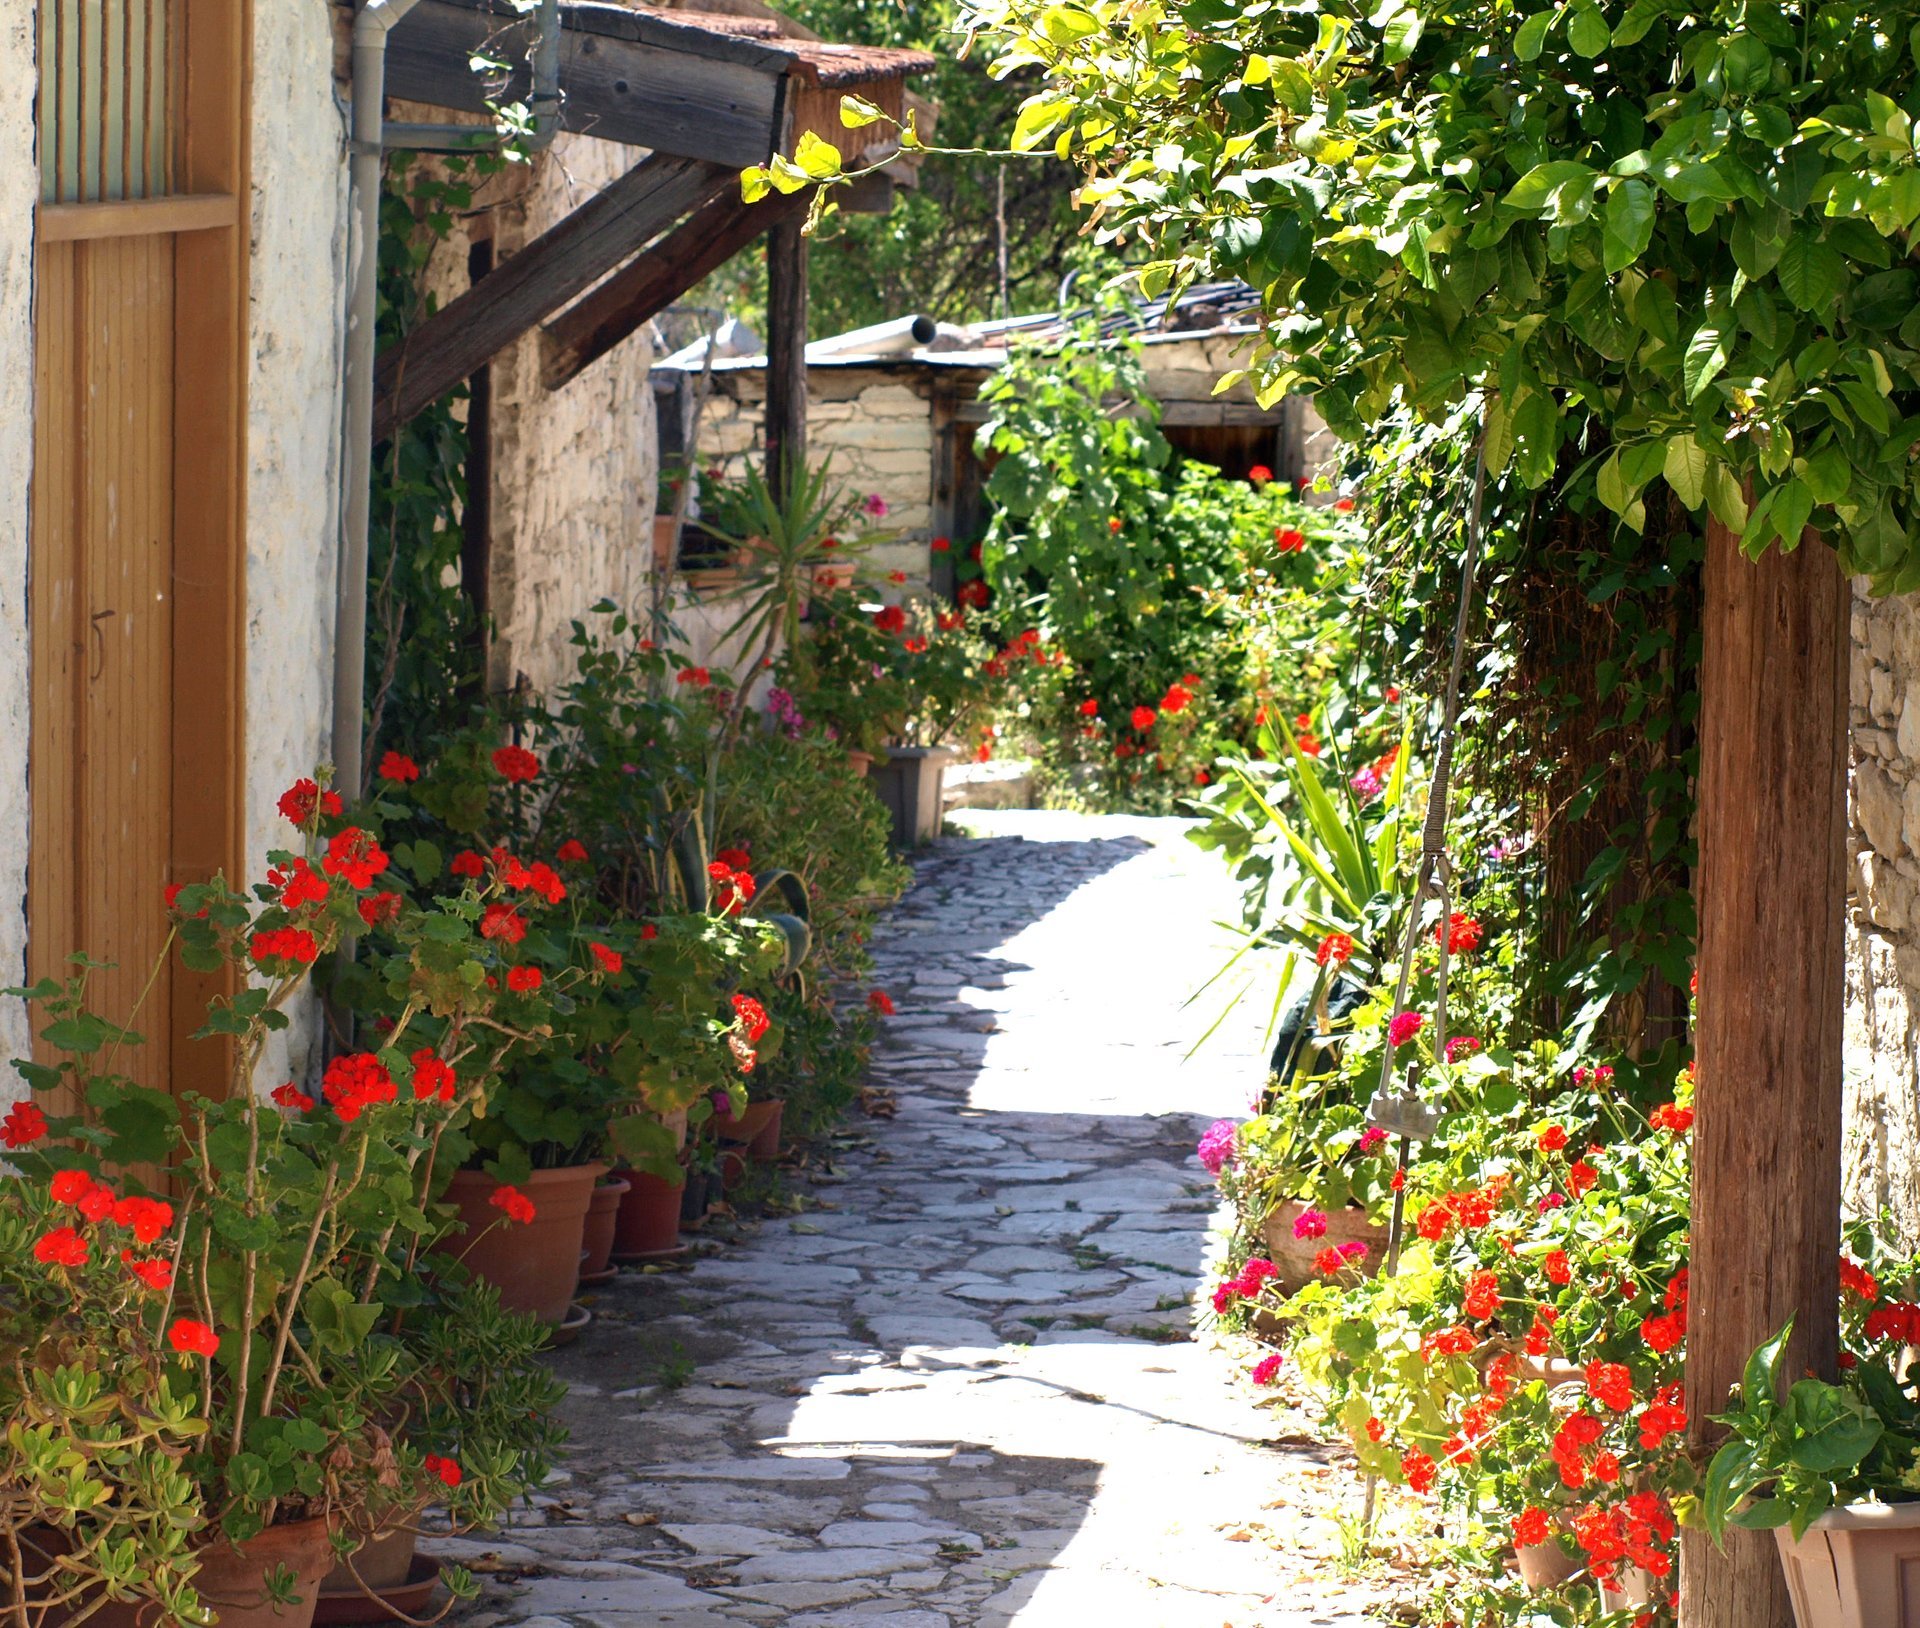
[0,12,36,1061]
[404,128,658,701]
[696,368,937,584]
[1846,582,1920,1244]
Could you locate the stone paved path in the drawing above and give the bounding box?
[437,813,1386,1628]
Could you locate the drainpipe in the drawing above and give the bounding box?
[334,0,561,800]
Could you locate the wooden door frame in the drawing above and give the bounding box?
[30,0,251,1103]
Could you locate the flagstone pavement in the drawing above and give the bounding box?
[432,811,1396,1628]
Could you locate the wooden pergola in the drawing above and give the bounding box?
[372,0,933,474]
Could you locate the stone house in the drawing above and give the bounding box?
[653,283,1340,591]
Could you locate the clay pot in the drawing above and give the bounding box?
[716,1100,781,1149]
[679,1169,712,1228]
[718,1148,748,1192]
[189,1517,338,1628]
[1514,1535,1581,1590]
[612,1168,685,1259]
[580,1176,631,1280]
[440,1164,605,1326]
[846,749,875,778]
[321,1525,415,1596]
[748,1101,785,1161]
[1774,1502,1920,1627]
[1260,1200,1391,1297]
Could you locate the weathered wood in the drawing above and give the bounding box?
[1681,518,1848,1628]
[384,0,789,168]
[542,186,809,391]
[764,211,809,498]
[373,154,734,438]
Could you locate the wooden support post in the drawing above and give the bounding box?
[764,212,809,499]
[1682,519,1849,1628]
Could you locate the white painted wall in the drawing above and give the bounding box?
[0,10,35,1065]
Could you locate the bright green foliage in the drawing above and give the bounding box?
[960,0,1920,588]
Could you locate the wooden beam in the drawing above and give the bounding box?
[1681,519,1848,1628]
[541,186,809,391]
[384,0,790,168]
[38,194,238,242]
[764,212,809,498]
[373,154,734,438]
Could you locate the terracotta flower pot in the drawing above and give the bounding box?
[716,1099,780,1149]
[747,1100,784,1161]
[1775,1500,1920,1627]
[1514,1535,1581,1590]
[612,1168,685,1259]
[441,1164,604,1326]
[1260,1200,1391,1297]
[189,1516,338,1628]
[846,749,875,778]
[718,1148,748,1192]
[579,1176,630,1280]
[321,1524,416,1596]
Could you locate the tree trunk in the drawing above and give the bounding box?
[1681,518,1848,1627]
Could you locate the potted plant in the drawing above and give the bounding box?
[1704,1301,1920,1628]
[0,779,563,1628]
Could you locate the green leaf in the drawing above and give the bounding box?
[793,131,845,181]
[1012,95,1070,153]
[1505,160,1598,210]
[1744,1319,1794,1407]
[1784,1379,1884,1475]
[1567,2,1609,56]
[1603,178,1655,273]
[1382,8,1424,61]
[839,94,887,128]
[1595,449,1630,514]
[1664,434,1708,508]
[1040,4,1101,44]
[1702,1438,1760,1542]
[1705,459,1748,529]
[739,166,770,204]
[1776,233,1847,313]
[1512,10,1553,59]
[1684,319,1732,402]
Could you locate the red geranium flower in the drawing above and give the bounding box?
[423,1454,462,1488]
[2,1100,47,1148]
[676,666,712,687]
[491,744,541,782]
[1463,1269,1501,1320]
[322,1053,397,1122]
[1436,912,1484,953]
[591,942,625,974]
[955,579,990,609]
[1513,1508,1551,1548]
[124,1252,173,1291]
[277,779,343,826]
[358,891,402,929]
[377,751,420,784]
[169,1319,220,1358]
[1586,1360,1635,1412]
[732,993,771,1044]
[411,1050,457,1103]
[1538,1124,1568,1153]
[322,827,390,891]
[557,839,589,864]
[51,1169,95,1205]
[1544,1249,1572,1286]
[1161,684,1193,714]
[1274,527,1306,553]
[481,903,527,944]
[1649,1102,1694,1135]
[874,605,907,636]
[639,925,658,942]
[490,1185,536,1225]
[249,927,320,969]
[1130,705,1156,731]
[277,858,330,911]
[1316,932,1353,967]
[868,989,895,1016]
[1333,497,1356,513]
[34,1227,89,1267]
[506,966,543,993]
[1248,465,1272,486]
[110,1196,173,1246]
[931,536,951,552]
[271,1082,315,1113]
[1567,1158,1599,1197]
[1078,698,1099,717]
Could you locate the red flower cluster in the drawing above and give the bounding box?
[490,1185,536,1225]
[1840,1257,1879,1301]
[492,745,541,782]
[676,666,712,687]
[1571,1492,1676,1592]
[557,839,589,863]
[34,1226,89,1267]
[481,903,527,943]
[275,857,330,910]
[1865,1301,1920,1343]
[451,850,486,879]
[1130,705,1156,731]
[708,860,756,915]
[1274,527,1306,554]
[1567,1158,1599,1198]
[2,1099,47,1148]
[408,1050,456,1103]
[1316,932,1354,967]
[874,605,908,636]
[423,1454,462,1488]
[1551,1410,1606,1488]
[1525,1304,1561,1356]
[378,751,420,784]
[1641,1269,1689,1353]
[278,779,343,826]
[868,989,895,1016]
[323,828,391,891]
[1435,913,1483,953]
[170,1318,220,1358]
[322,1054,396,1122]
[1420,1326,1476,1362]
[358,891,402,929]
[506,966,542,993]
[249,926,320,969]
[1649,1102,1694,1135]
[1639,1382,1688,1450]
[732,993,771,1044]
[1078,698,1099,717]
[124,1252,172,1291]
[1387,1010,1424,1047]
[1462,1269,1501,1320]
[1313,1240,1369,1276]
[1586,1360,1635,1412]
[1401,1448,1436,1493]
[272,1081,315,1113]
[956,579,990,609]
[1161,682,1193,715]
[1537,1123,1568,1153]
[591,942,624,975]
[1513,1507,1551,1548]
[1416,1177,1512,1243]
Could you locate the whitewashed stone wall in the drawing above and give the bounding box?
[1846,582,1920,1244]
[0,12,36,1064]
